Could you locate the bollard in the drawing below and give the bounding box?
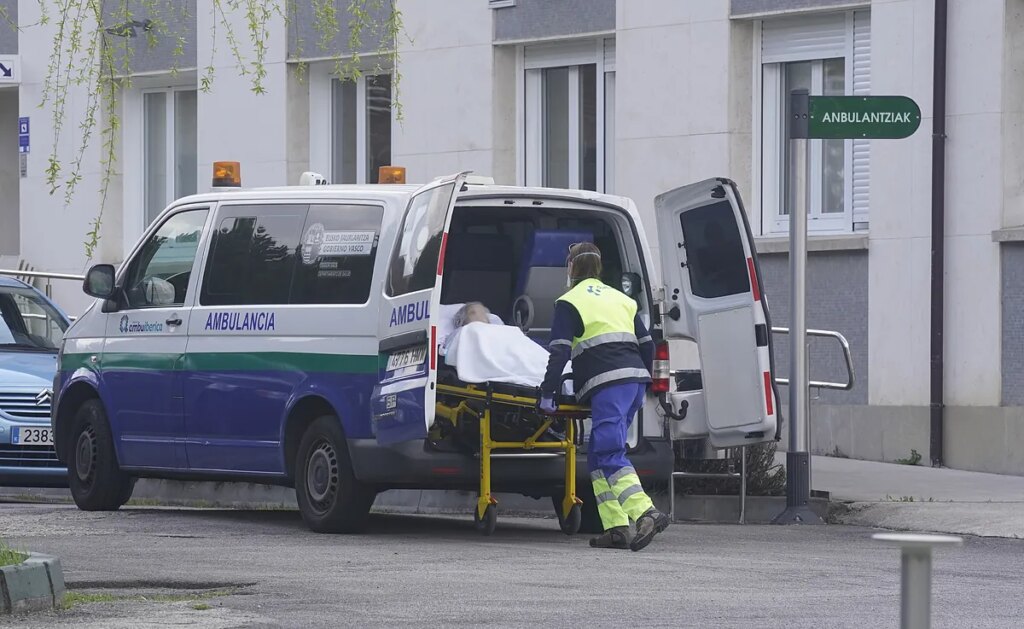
[872,533,963,629]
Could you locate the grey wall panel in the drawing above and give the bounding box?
[757,249,868,404]
[288,1,390,59]
[104,0,197,74]
[494,0,614,42]
[1002,244,1024,405]
[731,0,868,18]
[0,0,15,54]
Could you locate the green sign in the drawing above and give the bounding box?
[807,96,921,139]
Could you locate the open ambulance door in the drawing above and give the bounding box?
[372,172,469,446]
[654,178,780,449]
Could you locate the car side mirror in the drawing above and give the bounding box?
[620,272,642,298]
[83,264,116,300]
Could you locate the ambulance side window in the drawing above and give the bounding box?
[387,182,456,296]
[200,204,307,306]
[291,204,384,305]
[678,201,749,299]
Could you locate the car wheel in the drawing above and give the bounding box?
[68,399,133,511]
[295,415,375,533]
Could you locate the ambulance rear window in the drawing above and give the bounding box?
[678,200,749,299]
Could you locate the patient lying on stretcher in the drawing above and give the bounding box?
[441,302,570,390]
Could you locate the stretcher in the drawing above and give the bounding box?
[435,379,589,536]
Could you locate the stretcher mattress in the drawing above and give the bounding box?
[442,321,574,393]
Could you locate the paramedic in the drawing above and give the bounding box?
[539,242,670,551]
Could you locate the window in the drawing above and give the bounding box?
[143,88,198,226]
[523,39,615,192]
[293,205,384,305]
[387,183,457,296]
[679,202,750,299]
[758,11,870,234]
[200,205,306,306]
[331,74,393,184]
[0,288,67,350]
[122,209,208,309]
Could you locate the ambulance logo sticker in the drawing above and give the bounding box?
[119,315,129,333]
[301,223,325,265]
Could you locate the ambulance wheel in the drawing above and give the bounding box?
[68,399,133,511]
[474,505,497,536]
[552,497,582,536]
[295,415,375,534]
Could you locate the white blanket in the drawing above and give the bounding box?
[445,322,563,388]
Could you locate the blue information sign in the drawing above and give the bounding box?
[17,116,28,153]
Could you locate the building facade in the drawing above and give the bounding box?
[2,0,1023,474]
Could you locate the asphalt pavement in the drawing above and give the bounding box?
[1,501,1022,628]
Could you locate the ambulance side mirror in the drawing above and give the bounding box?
[83,264,116,300]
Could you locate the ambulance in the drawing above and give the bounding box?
[51,165,780,533]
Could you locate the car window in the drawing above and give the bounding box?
[200,205,307,306]
[678,200,749,299]
[0,287,68,351]
[122,209,209,309]
[387,183,456,296]
[292,204,384,305]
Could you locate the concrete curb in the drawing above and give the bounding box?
[0,553,65,615]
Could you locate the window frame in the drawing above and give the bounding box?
[309,63,394,185]
[141,85,199,228]
[754,13,862,236]
[517,38,615,193]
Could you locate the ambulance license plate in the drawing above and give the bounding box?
[386,346,427,371]
[12,427,54,446]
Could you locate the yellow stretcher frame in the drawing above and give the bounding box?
[436,382,589,535]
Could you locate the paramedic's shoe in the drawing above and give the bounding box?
[630,509,671,552]
[589,526,631,550]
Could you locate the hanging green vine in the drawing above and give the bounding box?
[25,0,404,261]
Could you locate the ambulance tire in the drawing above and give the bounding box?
[295,415,375,534]
[67,399,133,511]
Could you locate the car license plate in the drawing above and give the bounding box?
[386,346,427,371]
[12,427,54,446]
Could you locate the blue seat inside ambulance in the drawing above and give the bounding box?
[515,230,593,330]
[441,233,515,319]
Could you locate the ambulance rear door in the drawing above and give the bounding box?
[654,178,779,448]
[372,173,468,445]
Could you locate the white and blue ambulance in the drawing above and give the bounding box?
[52,165,779,533]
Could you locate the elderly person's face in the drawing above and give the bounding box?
[463,303,490,325]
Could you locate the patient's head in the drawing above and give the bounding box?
[453,302,491,328]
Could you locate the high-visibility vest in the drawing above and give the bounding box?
[557,278,650,400]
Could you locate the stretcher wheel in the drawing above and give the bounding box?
[474,505,497,536]
[552,497,582,536]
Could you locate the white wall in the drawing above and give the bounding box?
[0,88,18,256]
[195,2,289,191]
[17,0,111,316]
[391,0,498,183]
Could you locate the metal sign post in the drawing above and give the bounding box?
[774,91,921,525]
[773,89,819,525]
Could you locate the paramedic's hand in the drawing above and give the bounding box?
[539,396,558,414]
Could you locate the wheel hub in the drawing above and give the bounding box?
[75,426,97,483]
[306,441,338,505]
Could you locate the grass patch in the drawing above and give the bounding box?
[62,588,234,610]
[0,540,28,567]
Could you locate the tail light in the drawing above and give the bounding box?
[651,341,671,393]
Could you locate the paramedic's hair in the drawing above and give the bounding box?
[453,302,490,328]
[568,242,602,283]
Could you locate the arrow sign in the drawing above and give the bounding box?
[0,63,10,78]
[0,55,18,84]
[800,95,922,140]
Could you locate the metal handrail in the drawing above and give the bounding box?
[771,327,855,391]
[0,269,85,282]
[1,268,85,300]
